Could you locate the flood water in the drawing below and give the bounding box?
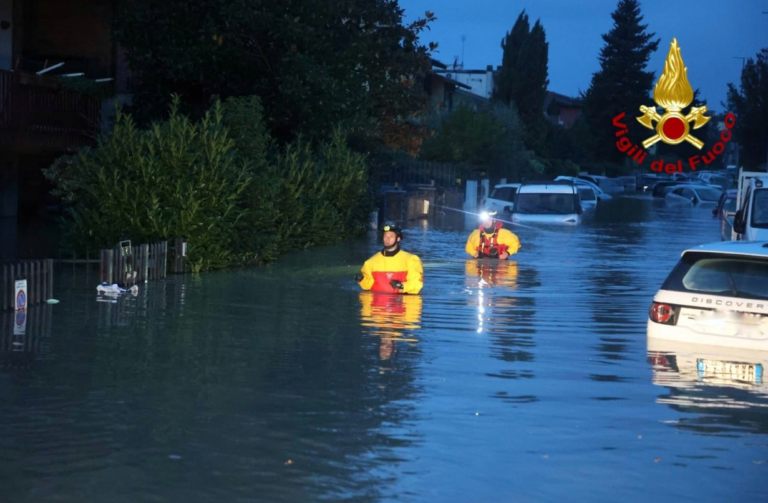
[2,195,767,502]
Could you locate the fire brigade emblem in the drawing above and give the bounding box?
[637,38,710,149]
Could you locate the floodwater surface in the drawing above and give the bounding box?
[1,195,767,502]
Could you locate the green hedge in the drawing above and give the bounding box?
[44,95,371,272]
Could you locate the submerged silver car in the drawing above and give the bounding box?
[512,181,582,225]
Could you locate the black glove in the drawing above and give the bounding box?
[390,279,404,290]
[354,273,364,282]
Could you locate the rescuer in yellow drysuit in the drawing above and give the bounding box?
[355,223,423,294]
[465,210,521,260]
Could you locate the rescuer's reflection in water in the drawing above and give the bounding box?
[359,292,422,361]
[466,259,520,334]
[465,259,520,290]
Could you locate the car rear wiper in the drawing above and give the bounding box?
[726,273,738,297]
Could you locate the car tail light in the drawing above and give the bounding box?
[649,302,678,325]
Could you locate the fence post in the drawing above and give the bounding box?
[100,249,113,284]
[141,244,149,282]
[2,264,7,310]
[172,238,186,274]
[48,259,53,302]
[162,241,167,278]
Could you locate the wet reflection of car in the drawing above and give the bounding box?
[511,181,582,225]
[648,241,768,350]
[359,292,422,361]
[647,338,768,434]
[665,185,723,207]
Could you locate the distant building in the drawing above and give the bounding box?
[423,59,475,113]
[543,91,583,128]
[432,65,497,100]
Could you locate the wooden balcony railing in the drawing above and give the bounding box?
[0,70,101,152]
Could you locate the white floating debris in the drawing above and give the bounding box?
[46,299,60,304]
[168,454,182,460]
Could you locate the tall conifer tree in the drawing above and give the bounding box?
[493,11,549,151]
[582,0,659,163]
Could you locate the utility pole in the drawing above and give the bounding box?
[461,35,466,69]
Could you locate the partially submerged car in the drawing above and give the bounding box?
[512,181,582,225]
[577,186,598,210]
[553,176,613,201]
[730,173,768,242]
[713,190,738,241]
[483,183,521,214]
[648,241,768,350]
[577,174,625,195]
[665,185,723,206]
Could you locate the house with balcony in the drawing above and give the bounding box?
[0,0,131,259]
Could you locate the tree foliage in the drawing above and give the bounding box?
[115,0,437,151]
[420,103,533,179]
[726,48,768,170]
[44,96,371,271]
[582,0,659,163]
[493,10,549,151]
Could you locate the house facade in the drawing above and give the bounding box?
[432,66,497,100]
[0,0,131,259]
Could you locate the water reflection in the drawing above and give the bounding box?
[0,305,52,369]
[359,292,422,361]
[647,338,768,435]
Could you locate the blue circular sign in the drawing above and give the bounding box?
[16,290,26,310]
[15,308,26,326]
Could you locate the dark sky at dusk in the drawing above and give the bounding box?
[404,0,767,111]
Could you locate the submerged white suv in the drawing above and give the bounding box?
[648,241,768,350]
[511,181,582,225]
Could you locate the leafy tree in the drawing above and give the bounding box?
[420,104,503,165]
[582,0,659,163]
[726,49,768,170]
[115,0,437,150]
[420,103,533,180]
[493,11,549,151]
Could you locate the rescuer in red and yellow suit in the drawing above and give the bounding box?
[465,210,521,260]
[355,223,423,295]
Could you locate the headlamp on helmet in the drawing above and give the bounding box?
[381,222,403,239]
[479,210,497,222]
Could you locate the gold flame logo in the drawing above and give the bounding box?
[637,38,710,149]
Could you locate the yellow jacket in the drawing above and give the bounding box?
[465,224,521,258]
[358,247,423,294]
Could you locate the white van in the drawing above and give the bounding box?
[512,181,582,225]
[729,172,768,241]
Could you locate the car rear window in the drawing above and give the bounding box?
[515,192,579,215]
[490,187,517,203]
[751,189,768,229]
[661,252,768,300]
[578,187,596,201]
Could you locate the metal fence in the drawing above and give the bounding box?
[373,160,482,189]
[99,238,186,285]
[0,259,54,311]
